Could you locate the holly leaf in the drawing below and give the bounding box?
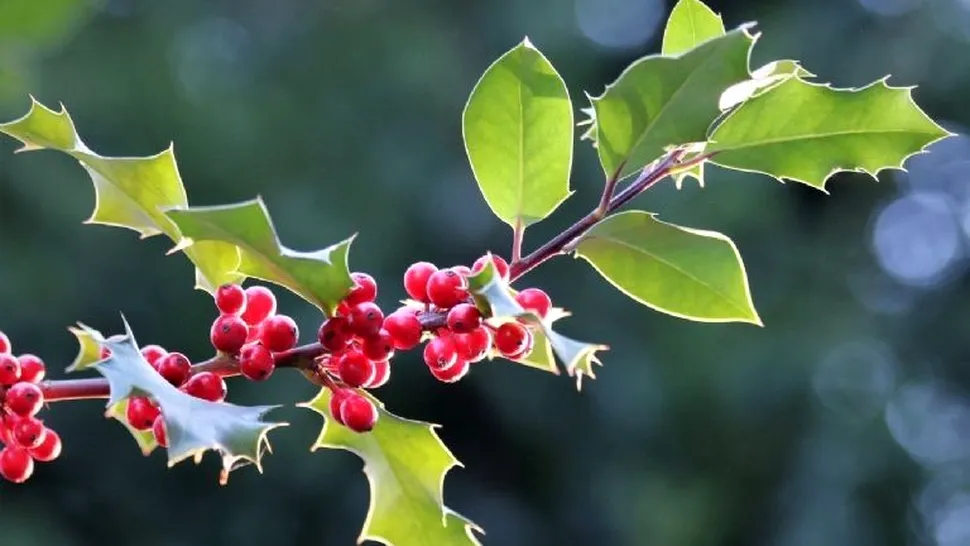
[462,38,573,230]
[718,59,813,111]
[0,98,243,292]
[302,389,482,546]
[661,0,725,56]
[574,211,761,325]
[584,26,755,180]
[708,77,952,190]
[166,198,355,316]
[69,317,286,481]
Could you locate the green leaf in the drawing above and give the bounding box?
[69,318,286,481]
[585,26,755,180]
[0,98,243,291]
[302,389,482,546]
[166,198,355,315]
[467,258,608,389]
[661,0,725,56]
[718,59,813,111]
[574,211,761,325]
[708,77,953,190]
[462,38,574,229]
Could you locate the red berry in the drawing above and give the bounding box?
[240,286,277,326]
[11,416,46,449]
[446,303,482,333]
[183,372,227,402]
[5,382,43,417]
[404,262,438,302]
[329,389,353,425]
[383,310,422,350]
[362,329,395,361]
[239,343,275,381]
[140,345,168,367]
[259,315,299,352]
[515,288,552,319]
[430,358,470,383]
[318,317,352,351]
[126,397,161,431]
[346,272,378,306]
[365,359,391,389]
[472,254,510,281]
[29,429,61,462]
[494,322,534,359]
[452,265,473,277]
[340,394,378,432]
[156,352,191,387]
[0,447,33,483]
[100,346,112,359]
[210,314,249,354]
[426,269,469,309]
[0,354,21,386]
[456,327,492,363]
[349,302,384,338]
[337,350,375,388]
[423,336,458,370]
[0,331,9,354]
[152,415,168,447]
[215,283,247,315]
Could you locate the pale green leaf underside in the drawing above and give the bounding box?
[0,98,243,292]
[661,0,725,56]
[462,38,574,228]
[68,318,286,479]
[709,77,952,190]
[575,211,761,325]
[303,389,481,546]
[588,26,754,180]
[166,199,355,315]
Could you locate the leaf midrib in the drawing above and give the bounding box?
[713,127,941,152]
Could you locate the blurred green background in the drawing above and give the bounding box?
[2,0,969,544]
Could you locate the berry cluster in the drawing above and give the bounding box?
[0,332,62,484]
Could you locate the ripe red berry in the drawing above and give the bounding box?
[15,355,44,384]
[337,350,375,388]
[183,372,227,402]
[152,415,168,447]
[423,336,458,370]
[472,253,510,281]
[404,261,438,302]
[365,359,391,389]
[494,323,534,359]
[0,447,33,483]
[11,416,46,449]
[340,394,378,433]
[126,397,161,431]
[318,317,352,351]
[329,389,352,425]
[349,302,384,338]
[362,329,395,361]
[156,352,191,387]
[29,429,61,462]
[383,309,422,350]
[140,345,168,367]
[259,315,299,352]
[210,314,248,354]
[240,286,277,326]
[346,272,378,306]
[0,354,20,386]
[426,269,469,309]
[239,343,275,381]
[456,327,492,363]
[0,331,9,354]
[430,358,470,383]
[215,283,247,315]
[515,288,552,319]
[447,303,482,333]
[5,382,43,417]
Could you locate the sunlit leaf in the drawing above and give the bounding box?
[661,0,725,56]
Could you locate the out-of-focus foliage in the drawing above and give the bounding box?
[0,0,969,545]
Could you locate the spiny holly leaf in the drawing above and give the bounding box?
[584,26,755,180]
[708,77,952,190]
[166,198,355,316]
[69,317,286,480]
[718,59,813,111]
[302,389,482,546]
[0,98,243,292]
[661,0,725,56]
[574,211,761,325]
[462,38,573,230]
[467,258,607,388]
